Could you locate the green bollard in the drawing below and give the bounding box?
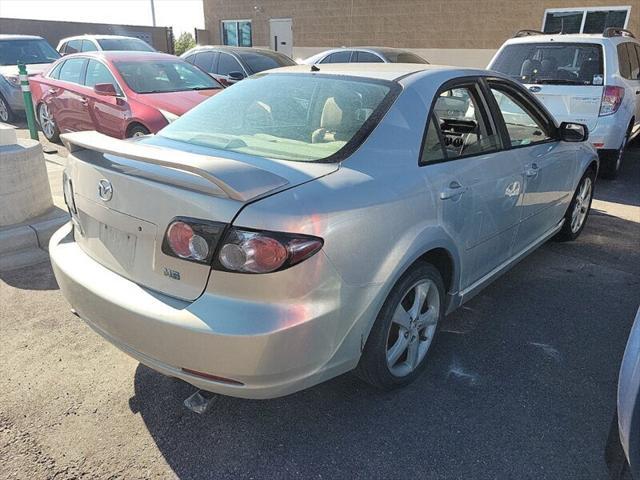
[18,63,39,141]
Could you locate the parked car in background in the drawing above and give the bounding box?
[488,28,640,179]
[181,46,296,86]
[51,63,597,399]
[606,307,640,479]
[29,51,222,141]
[57,35,155,55]
[0,34,59,122]
[302,47,429,65]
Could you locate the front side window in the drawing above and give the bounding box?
[355,51,384,63]
[58,58,86,84]
[217,53,243,76]
[426,85,500,160]
[322,51,352,63]
[65,40,82,55]
[491,43,603,86]
[385,51,429,64]
[0,39,60,66]
[159,74,397,162]
[84,60,121,94]
[97,38,154,52]
[489,86,552,147]
[114,60,219,93]
[222,20,252,47]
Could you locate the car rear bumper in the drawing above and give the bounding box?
[0,82,24,111]
[589,114,629,151]
[49,222,364,399]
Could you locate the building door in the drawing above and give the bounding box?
[269,18,292,58]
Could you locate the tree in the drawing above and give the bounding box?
[174,32,196,56]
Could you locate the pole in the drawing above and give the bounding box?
[18,63,38,141]
[150,0,157,27]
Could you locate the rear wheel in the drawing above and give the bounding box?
[600,127,631,180]
[0,94,14,123]
[38,103,59,142]
[555,169,595,242]
[356,262,444,390]
[126,124,150,138]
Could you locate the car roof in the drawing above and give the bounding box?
[59,34,145,42]
[265,63,478,82]
[185,45,284,56]
[60,51,177,62]
[503,32,638,46]
[0,34,45,41]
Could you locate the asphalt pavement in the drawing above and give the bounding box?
[1,144,639,479]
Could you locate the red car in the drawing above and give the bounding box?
[29,51,223,141]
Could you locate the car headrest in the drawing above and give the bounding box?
[521,59,542,77]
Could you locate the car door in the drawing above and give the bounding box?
[419,78,525,288]
[192,51,217,75]
[485,79,577,253]
[83,59,129,138]
[52,57,93,133]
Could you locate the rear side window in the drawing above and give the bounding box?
[422,85,500,162]
[84,59,121,94]
[81,40,98,52]
[355,51,384,63]
[322,51,352,63]
[629,44,640,80]
[618,43,632,79]
[217,53,243,75]
[65,40,82,54]
[58,58,86,84]
[492,43,603,85]
[193,51,216,72]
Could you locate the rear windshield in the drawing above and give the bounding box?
[97,38,155,52]
[239,51,296,74]
[114,60,220,93]
[0,39,59,66]
[159,74,398,162]
[491,42,604,85]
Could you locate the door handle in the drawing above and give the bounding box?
[80,97,89,106]
[636,90,640,95]
[525,163,539,177]
[48,88,59,94]
[440,181,467,200]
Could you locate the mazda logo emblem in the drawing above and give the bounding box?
[98,179,113,202]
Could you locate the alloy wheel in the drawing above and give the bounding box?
[0,97,9,122]
[570,176,592,234]
[386,279,440,377]
[38,103,56,139]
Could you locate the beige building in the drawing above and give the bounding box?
[202,1,638,66]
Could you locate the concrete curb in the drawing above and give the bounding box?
[0,208,68,272]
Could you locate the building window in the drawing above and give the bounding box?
[222,20,252,47]
[542,6,631,34]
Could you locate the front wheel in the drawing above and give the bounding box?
[555,169,595,242]
[38,103,59,142]
[126,124,150,138]
[356,262,444,390]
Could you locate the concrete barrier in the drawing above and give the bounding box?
[0,126,54,227]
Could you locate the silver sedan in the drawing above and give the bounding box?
[50,63,598,399]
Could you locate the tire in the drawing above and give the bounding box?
[555,168,595,242]
[0,93,14,123]
[37,102,59,142]
[356,262,445,390]
[126,124,150,138]
[600,127,631,180]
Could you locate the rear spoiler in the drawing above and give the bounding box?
[61,131,289,202]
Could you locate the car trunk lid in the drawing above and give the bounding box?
[61,131,337,301]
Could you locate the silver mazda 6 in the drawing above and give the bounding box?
[51,64,598,399]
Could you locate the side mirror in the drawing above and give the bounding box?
[227,71,245,82]
[559,122,588,142]
[93,83,118,97]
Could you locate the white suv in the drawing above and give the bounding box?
[56,35,155,55]
[489,28,640,179]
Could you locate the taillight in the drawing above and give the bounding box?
[599,86,624,116]
[161,218,226,264]
[215,228,323,274]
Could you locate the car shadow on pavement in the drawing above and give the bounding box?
[0,260,59,291]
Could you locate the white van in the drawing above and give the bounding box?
[489,28,640,179]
